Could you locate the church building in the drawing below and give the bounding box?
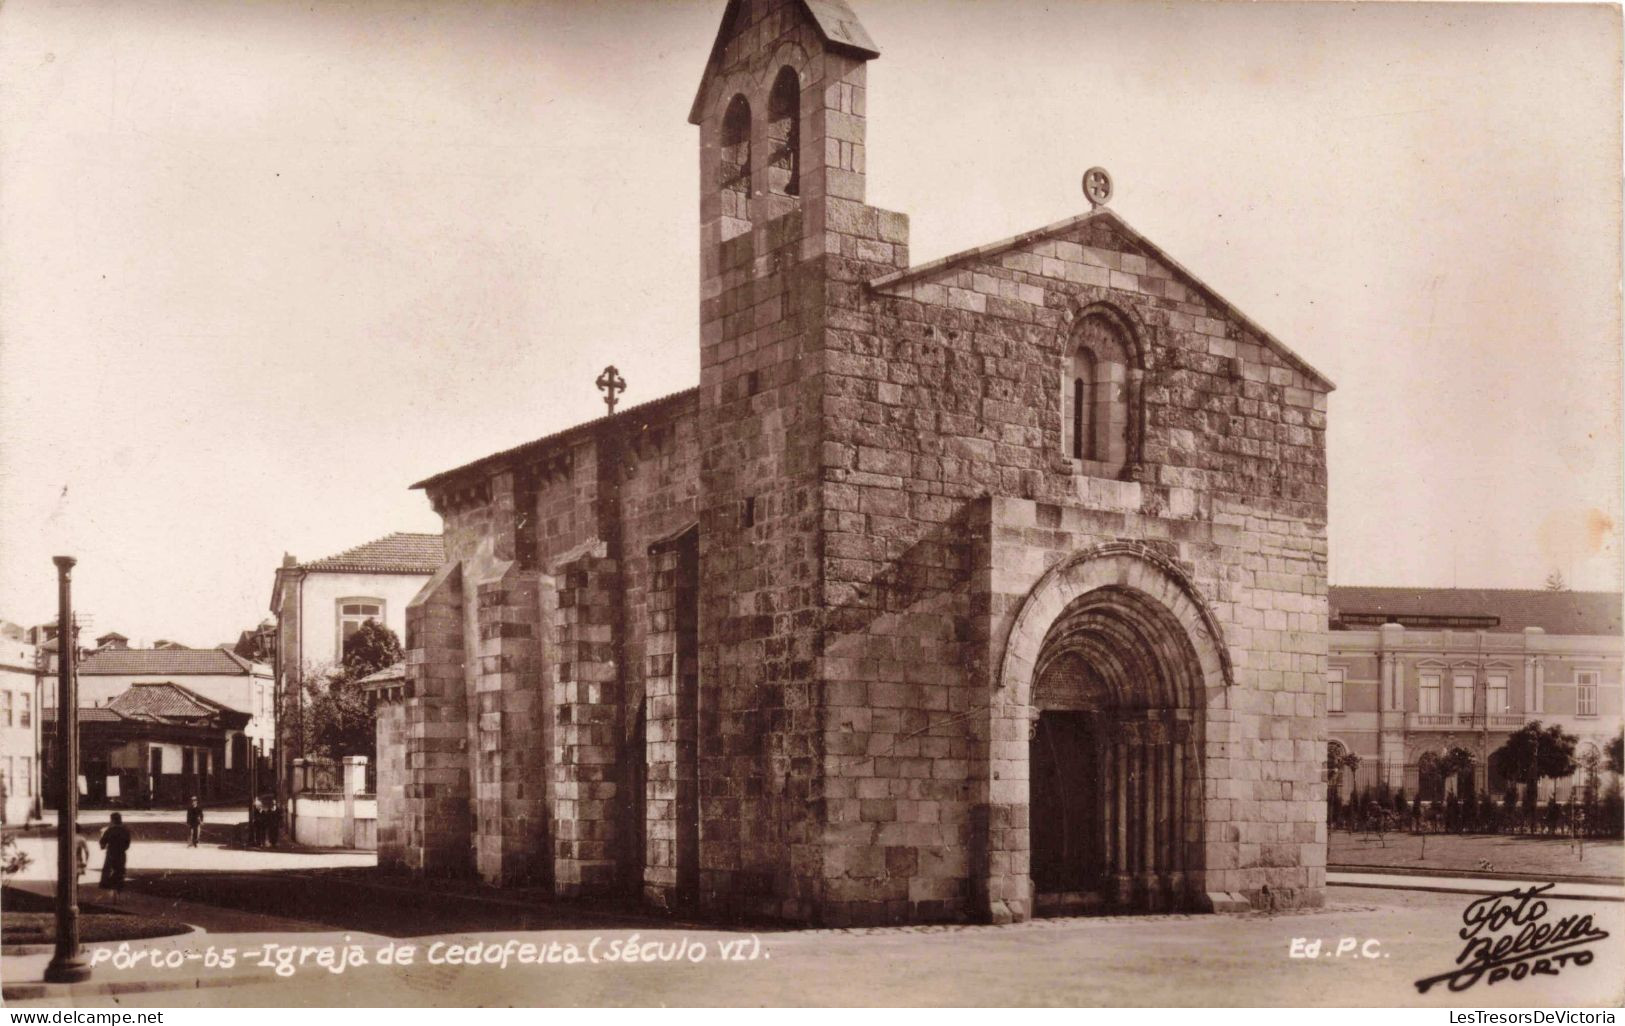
[374,0,1334,926]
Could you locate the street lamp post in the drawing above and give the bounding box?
[44,556,90,984]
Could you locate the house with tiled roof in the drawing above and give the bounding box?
[42,682,251,805]
[1326,587,1622,804]
[50,645,275,800]
[269,531,444,695]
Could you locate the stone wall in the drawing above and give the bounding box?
[375,697,406,869]
[804,206,1329,922]
[397,392,701,891]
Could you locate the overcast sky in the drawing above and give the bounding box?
[1,0,1619,647]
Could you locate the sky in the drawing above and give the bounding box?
[0,0,1620,647]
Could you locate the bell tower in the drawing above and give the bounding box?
[690,0,879,265]
[687,0,905,922]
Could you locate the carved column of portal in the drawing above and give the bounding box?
[1166,720,1187,907]
[1139,722,1159,911]
[1098,719,1115,889]
[1113,732,1131,907]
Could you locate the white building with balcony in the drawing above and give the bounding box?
[1327,587,1621,801]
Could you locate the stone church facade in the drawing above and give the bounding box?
[374,0,1334,927]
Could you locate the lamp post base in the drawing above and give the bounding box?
[44,954,92,984]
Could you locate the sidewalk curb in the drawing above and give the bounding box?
[1329,873,1625,903]
[2,969,273,1003]
[283,870,685,929]
[2,924,204,957]
[1329,863,1624,887]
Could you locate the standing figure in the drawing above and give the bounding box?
[185,796,204,847]
[99,812,132,904]
[264,797,280,848]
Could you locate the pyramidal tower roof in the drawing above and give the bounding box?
[689,0,880,125]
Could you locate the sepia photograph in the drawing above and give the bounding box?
[0,0,1621,1012]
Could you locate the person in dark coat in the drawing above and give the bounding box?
[99,812,132,903]
[249,796,264,847]
[264,797,280,847]
[186,797,204,847]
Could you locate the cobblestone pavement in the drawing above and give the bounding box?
[1331,830,1624,880]
[5,884,1620,1007]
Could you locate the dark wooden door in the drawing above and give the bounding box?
[1030,711,1100,893]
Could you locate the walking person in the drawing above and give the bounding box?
[186,796,204,847]
[249,795,264,847]
[98,812,132,905]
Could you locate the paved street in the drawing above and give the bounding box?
[5,811,1623,1006]
[5,885,1621,1007]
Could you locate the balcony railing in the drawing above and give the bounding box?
[1407,712,1528,731]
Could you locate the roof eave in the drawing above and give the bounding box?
[868,206,1335,393]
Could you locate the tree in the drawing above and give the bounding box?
[1606,727,1623,775]
[306,620,403,763]
[1439,746,1477,793]
[1544,570,1569,592]
[1493,721,1579,803]
[339,620,403,680]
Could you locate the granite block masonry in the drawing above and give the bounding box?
[374,0,1333,926]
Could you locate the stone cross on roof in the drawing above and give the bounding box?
[596,365,627,415]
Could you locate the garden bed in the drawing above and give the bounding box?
[0,886,191,946]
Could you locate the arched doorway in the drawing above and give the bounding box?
[1020,573,1213,915]
[985,544,1231,923]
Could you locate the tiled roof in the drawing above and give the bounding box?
[109,682,232,721]
[413,388,698,492]
[300,532,444,574]
[1329,587,1622,636]
[45,707,125,723]
[46,683,248,729]
[79,646,266,677]
[357,661,406,687]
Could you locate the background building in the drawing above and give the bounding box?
[42,682,250,805]
[269,532,443,682]
[1326,587,1622,801]
[44,645,274,801]
[0,626,42,823]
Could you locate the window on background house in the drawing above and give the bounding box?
[1419,673,1441,714]
[1327,668,1345,713]
[1577,671,1599,717]
[337,599,384,660]
[1486,674,1508,714]
[19,756,30,796]
[0,690,11,727]
[1453,673,1474,714]
[18,692,29,728]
